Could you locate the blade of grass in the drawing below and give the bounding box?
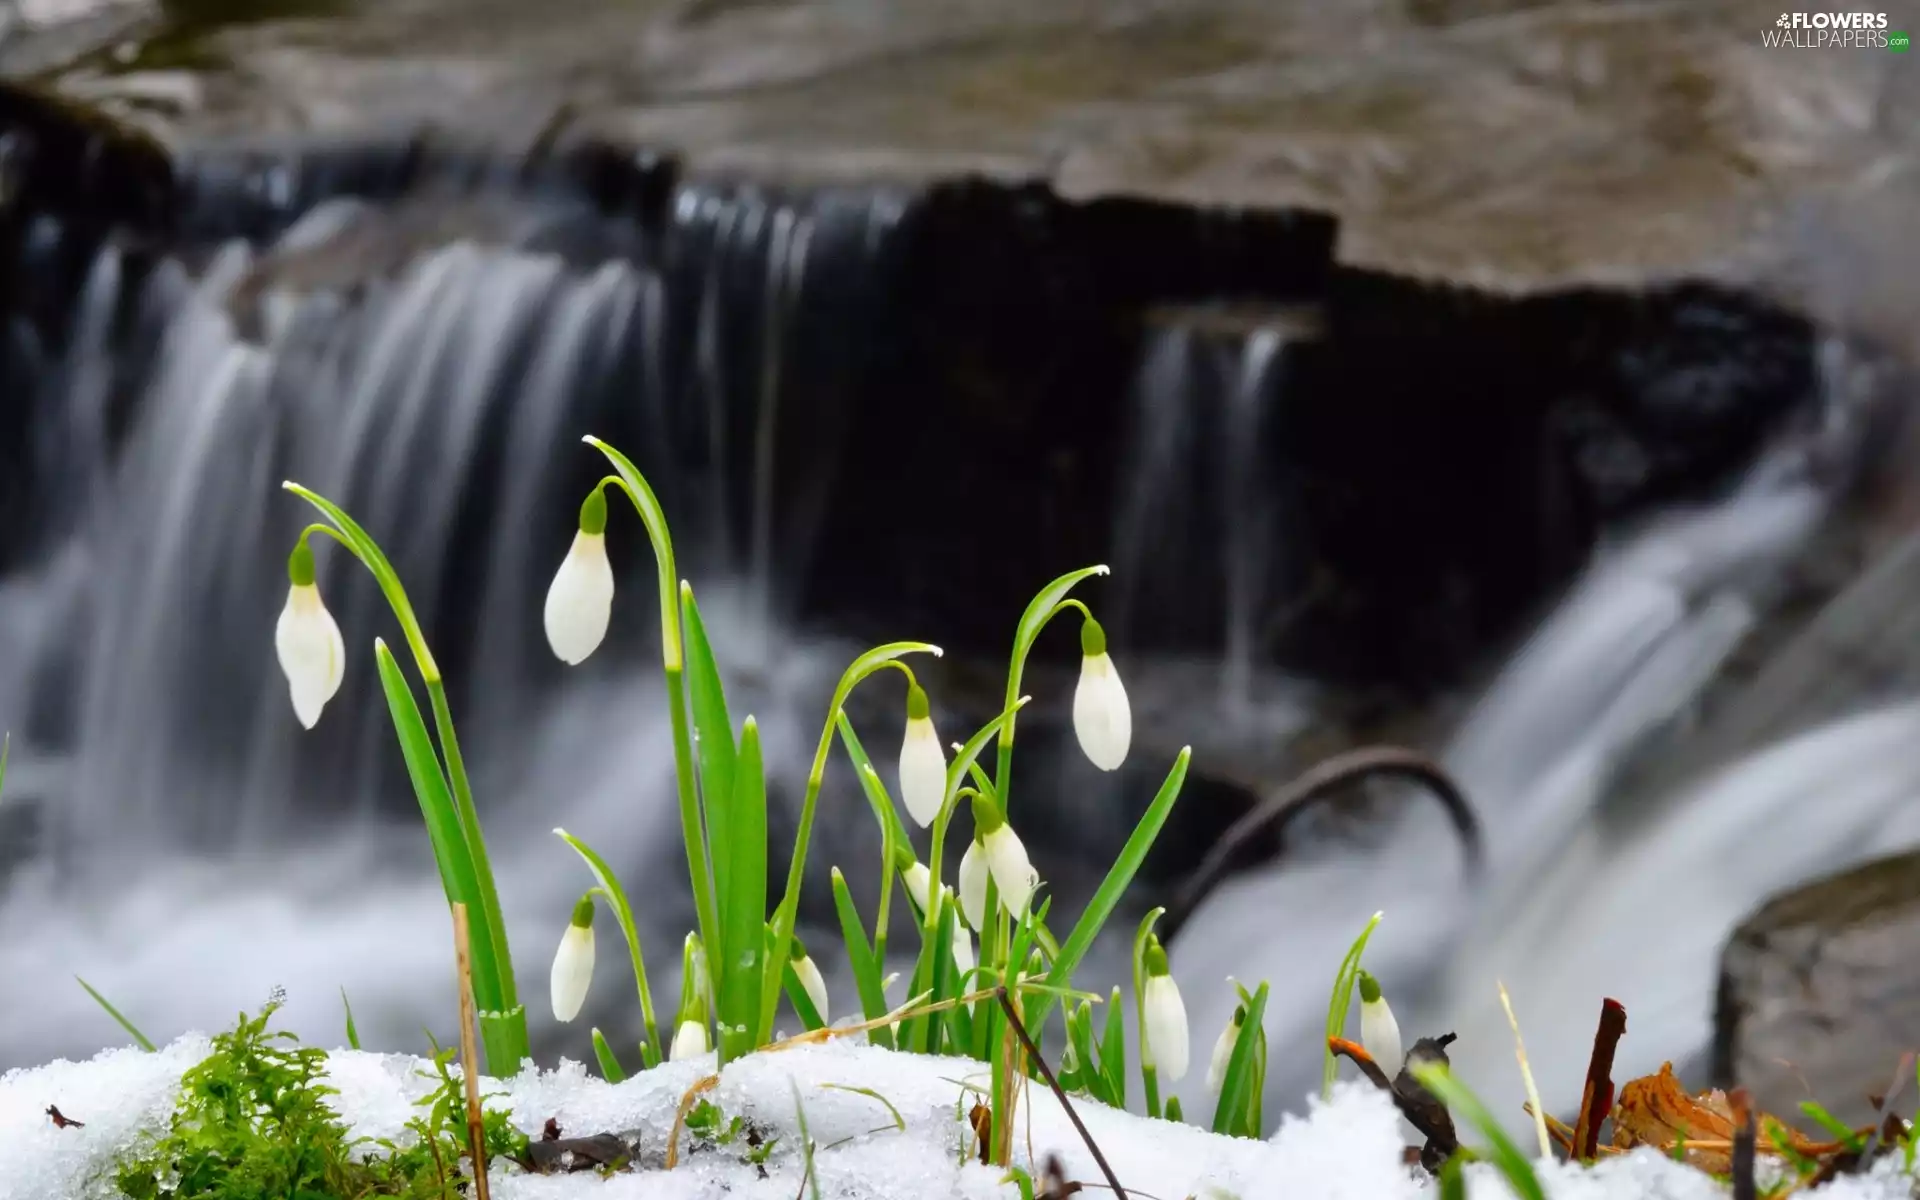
[1099,986,1128,1108]
[1322,911,1383,1099]
[1412,1062,1549,1200]
[681,585,737,947]
[342,988,361,1050]
[1211,982,1268,1136]
[1497,981,1551,1160]
[76,977,155,1052]
[591,1028,627,1082]
[835,713,911,858]
[717,718,768,1063]
[830,868,893,1049]
[1029,747,1190,1033]
[0,732,9,800]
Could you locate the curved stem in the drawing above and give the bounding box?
[429,680,517,1019]
[990,568,1107,825]
[584,441,721,1014]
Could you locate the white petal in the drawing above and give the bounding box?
[957,840,988,930]
[1072,653,1132,771]
[1143,974,1190,1082]
[543,531,614,665]
[1361,998,1403,1074]
[549,924,595,1023]
[1206,1016,1241,1094]
[902,863,933,919]
[898,716,947,828]
[951,927,975,978]
[275,584,346,729]
[795,955,829,1024]
[670,1019,710,1062]
[983,825,1038,918]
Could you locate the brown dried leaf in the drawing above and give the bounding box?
[1610,1063,1848,1173]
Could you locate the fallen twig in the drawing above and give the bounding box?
[1162,747,1482,942]
[1330,1034,1460,1166]
[1571,999,1627,1161]
[450,903,492,1200]
[997,985,1130,1200]
[1728,1087,1757,1200]
[44,1105,83,1129]
[1497,981,1551,1161]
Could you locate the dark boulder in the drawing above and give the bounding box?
[1713,849,1920,1129]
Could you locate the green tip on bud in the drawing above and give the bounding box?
[1080,615,1107,657]
[891,842,915,873]
[579,487,608,536]
[287,540,316,587]
[1232,1004,1246,1026]
[790,935,809,961]
[906,682,930,721]
[969,790,1005,836]
[1142,935,1169,978]
[1358,969,1382,1004]
[570,895,596,929]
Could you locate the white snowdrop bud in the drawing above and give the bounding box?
[952,925,975,978]
[895,845,934,919]
[1358,970,1403,1073]
[1072,617,1130,771]
[543,490,615,665]
[957,833,989,930]
[549,894,597,1023]
[670,1018,710,1061]
[897,683,947,828]
[275,541,346,730]
[1140,936,1189,1082]
[1206,1004,1245,1095]
[791,936,829,1024]
[972,793,1039,919]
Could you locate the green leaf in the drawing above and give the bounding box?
[1211,982,1269,1137]
[834,714,911,863]
[76,976,155,1052]
[682,584,738,925]
[341,989,360,1051]
[1099,985,1128,1108]
[1323,912,1384,1099]
[1799,1101,1865,1153]
[831,868,893,1050]
[1029,747,1190,1033]
[818,1084,906,1132]
[553,828,661,1065]
[717,718,768,1063]
[374,641,505,1028]
[591,1029,626,1082]
[582,437,681,663]
[1411,1062,1548,1200]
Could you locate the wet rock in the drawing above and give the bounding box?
[1712,849,1920,1129]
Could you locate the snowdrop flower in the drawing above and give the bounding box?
[670,1017,710,1061]
[1071,616,1130,771]
[957,832,989,930]
[971,792,1039,918]
[1140,936,1189,1081]
[791,936,829,1023]
[275,541,346,729]
[895,845,934,918]
[897,683,947,827]
[549,894,596,1023]
[1358,970,1403,1072]
[952,926,975,978]
[1206,1004,1245,1094]
[543,489,614,665]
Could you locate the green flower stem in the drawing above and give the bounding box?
[757,642,944,1044]
[284,487,527,1069]
[582,439,723,1015]
[990,568,1105,824]
[555,828,662,1064]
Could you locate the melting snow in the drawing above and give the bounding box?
[1,1037,1913,1199]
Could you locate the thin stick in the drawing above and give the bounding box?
[996,987,1129,1200]
[1161,747,1481,942]
[1497,982,1552,1161]
[1570,998,1627,1162]
[452,903,493,1200]
[1728,1087,1757,1200]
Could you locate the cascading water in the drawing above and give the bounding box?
[1165,335,1919,1120]
[0,160,911,1067]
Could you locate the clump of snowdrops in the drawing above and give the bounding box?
[271,434,1277,1159]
